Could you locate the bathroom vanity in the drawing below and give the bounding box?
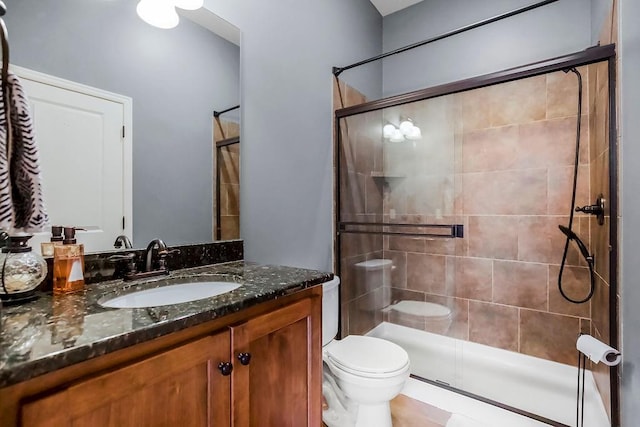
[0,261,329,426]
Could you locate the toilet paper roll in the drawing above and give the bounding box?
[576,334,621,366]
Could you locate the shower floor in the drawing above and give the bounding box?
[368,322,610,427]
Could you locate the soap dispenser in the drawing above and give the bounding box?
[40,225,64,257]
[53,227,85,295]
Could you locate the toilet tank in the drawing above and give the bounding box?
[354,259,392,290]
[322,276,340,346]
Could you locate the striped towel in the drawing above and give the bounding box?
[0,71,48,233]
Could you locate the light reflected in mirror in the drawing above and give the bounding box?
[3,0,240,253]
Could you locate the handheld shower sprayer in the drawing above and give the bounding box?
[557,67,596,304]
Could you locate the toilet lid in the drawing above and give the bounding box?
[325,336,409,375]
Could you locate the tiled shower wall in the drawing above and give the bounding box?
[214,118,240,240]
[335,10,616,423]
[381,71,594,366]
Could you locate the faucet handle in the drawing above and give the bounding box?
[157,248,180,270]
[108,253,136,262]
[159,248,181,256]
[108,253,138,275]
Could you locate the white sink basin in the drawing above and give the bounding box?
[100,281,241,309]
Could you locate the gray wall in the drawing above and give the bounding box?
[204,0,382,271]
[4,0,239,247]
[591,0,613,44]
[381,0,591,97]
[620,0,639,423]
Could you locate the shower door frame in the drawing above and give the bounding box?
[214,136,240,240]
[334,43,619,426]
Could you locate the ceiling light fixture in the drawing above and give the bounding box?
[172,0,205,10]
[137,0,205,29]
[137,0,179,29]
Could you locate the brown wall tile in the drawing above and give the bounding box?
[389,236,426,253]
[462,126,518,172]
[451,257,492,301]
[517,116,589,169]
[546,67,589,119]
[365,175,384,214]
[469,301,518,351]
[591,214,610,282]
[218,149,240,185]
[547,165,590,216]
[590,149,610,214]
[489,76,546,126]
[467,216,518,260]
[520,309,580,365]
[407,253,447,294]
[592,327,612,420]
[591,274,610,345]
[422,294,469,340]
[493,260,548,310]
[517,216,571,264]
[384,250,407,288]
[220,215,239,240]
[460,87,492,132]
[462,169,547,215]
[548,265,591,318]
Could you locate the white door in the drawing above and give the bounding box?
[13,67,133,253]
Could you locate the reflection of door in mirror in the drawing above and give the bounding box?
[214,114,239,240]
[14,66,133,254]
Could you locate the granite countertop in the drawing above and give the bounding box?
[0,261,332,388]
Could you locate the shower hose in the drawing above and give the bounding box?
[558,67,596,304]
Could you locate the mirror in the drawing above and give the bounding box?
[2,0,240,253]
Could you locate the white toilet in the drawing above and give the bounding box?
[322,277,410,427]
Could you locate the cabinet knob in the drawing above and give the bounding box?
[217,362,233,376]
[237,352,252,366]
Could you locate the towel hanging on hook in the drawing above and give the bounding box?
[0,3,49,233]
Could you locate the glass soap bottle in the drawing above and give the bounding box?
[53,227,85,295]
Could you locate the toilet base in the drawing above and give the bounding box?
[355,402,392,427]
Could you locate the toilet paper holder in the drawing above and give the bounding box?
[576,333,621,366]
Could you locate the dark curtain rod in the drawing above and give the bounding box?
[332,0,560,77]
[213,105,240,118]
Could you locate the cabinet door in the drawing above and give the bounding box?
[21,332,231,427]
[231,295,322,427]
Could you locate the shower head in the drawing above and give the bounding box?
[558,225,593,263]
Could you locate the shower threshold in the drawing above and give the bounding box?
[367,322,609,427]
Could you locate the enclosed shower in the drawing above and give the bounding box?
[335,45,617,426]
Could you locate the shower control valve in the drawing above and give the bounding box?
[575,194,605,226]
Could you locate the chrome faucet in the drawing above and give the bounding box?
[113,235,133,249]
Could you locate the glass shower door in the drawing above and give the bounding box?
[337,93,462,388]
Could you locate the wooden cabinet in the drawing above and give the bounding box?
[0,286,322,427]
[231,297,321,426]
[21,333,231,427]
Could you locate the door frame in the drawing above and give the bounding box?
[11,65,133,243]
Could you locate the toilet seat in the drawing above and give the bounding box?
[324,336,409,379]
[387,300,451,320]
